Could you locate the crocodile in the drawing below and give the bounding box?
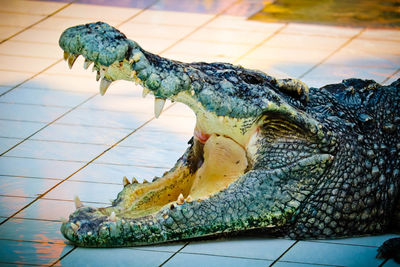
[59,22,399,262]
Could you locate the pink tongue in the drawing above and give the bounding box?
[194,129,210,143]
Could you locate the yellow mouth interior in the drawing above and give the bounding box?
[102,134,248,219]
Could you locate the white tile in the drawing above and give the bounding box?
[0,0,65,15]
[44,180,121,203]
[0,175,59,198]
[0,55,56,73]
[0,70,32,87]
[126,36,177,54]
[131,9,213,27]
[0,102,69,122]
[0,25,24,41]
[315,234,400,247]
[265,33,348,50]
[182,237,295,260]
[6,139,108,163]
[34,16,119,31]
[0,196,32,217]
[165,253,271,267]
[11,28,61,45]
[0,157,82,179]
[56,3,141,22]
[0,40,60,59]
[0,120,46,138]
[360,29,400,42]
[0,87,92,107]
[280,241,384,267]
[0,239,73,266]
[119,22,194,40]
[0,137,20,154]
[61,247,172,267]
[282,23,361,38]
[0,12,44,27]
[207,15,284,33]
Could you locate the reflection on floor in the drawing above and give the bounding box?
[0,0,399,266]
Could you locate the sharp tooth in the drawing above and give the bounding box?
[132,177,138,184]
[92,64,97,72]
[96,71,100,81]
[99,66,107,79]
[142,88,150,98]
[87,231,92,236]
[68,54,78,69]
[83,58,93,70]
[142,179,149,184]
[109,211,117,222]
[70,222,79,232]
[99,78,111,96]
[177,193,185,205]
[63,51,70,61]
[60,217,68,223]
[74,196,83,209]
[185,195,193,203]
[123,176,130,187]
[154,98,166,118]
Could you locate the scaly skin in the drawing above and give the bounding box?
[59,22,399,261]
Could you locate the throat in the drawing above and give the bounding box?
[190,134,248,199]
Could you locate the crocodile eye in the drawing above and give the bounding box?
[239,72,264,85]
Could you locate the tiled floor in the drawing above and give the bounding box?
[0,0,399,266]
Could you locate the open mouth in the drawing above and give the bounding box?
[59,22,333,247]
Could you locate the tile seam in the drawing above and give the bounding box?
[159,242,189,266]
[0,0,78,45]
[269,240,298,266]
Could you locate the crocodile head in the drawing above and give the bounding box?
[59,22,399,247]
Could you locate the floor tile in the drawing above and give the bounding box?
[131,9,213,26]
[301,64,397,88]
[11,28,61,45]
[0,102,69,122]
[44,57,97,77]
[0,0,65,16]
[93,145,180,169]
[273,262,325,267]
[0,137,21,154]
[33,123,132,145]
[188,26,268,45]
[0,25,25,41]
[0,87,92,108]
[34,16,120,31]
[0,157,83,179]
[0,120,47,138]
[0,196,32,218]
[15,198,102,221]
[360,28,400,42]
[280,240,384,267]
[165,252,272,267]
[6,139,109,162]
[69,163,168,184]
[60,247,173,266]
[132,242,186,253]
[182,237,295,260]
[384,259,400,267]
[151,0,237,14]
[167,39,251,60]
[124,36,177,54]
[22,73,99,93]
[0,12,44,27]
[265,33,348,50]
[75,0,157,9]
[0,55,56,73]
[0,70,33,87]
[208,16,285,33]
[140,114,196,134]
[118,22,195,41]
[282,23,361,38]
[56,107,152,129]
[44,180,122,203]
[316,234,400,247]
[384,70,400,85]
[56,3,141,22]
[0,86,12,95]
[0,40,60,59]
[0,218,65,244]
[0,176,59,198]
[0,239,73,266]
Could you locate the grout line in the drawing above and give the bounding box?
[0,238,65,245]
[0,1,78,45]
[269,240,298,266]
[177,251,275,261]
[0,58,63,97]
[159,242,189,266]
[382,68,400,84]
[115,0,160,28]
[233,23,288,64]
[157,0,243,55]
[0,93,98,157]
[297,27,367,80]
[49,246,77,267]
[0,103,176,226]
